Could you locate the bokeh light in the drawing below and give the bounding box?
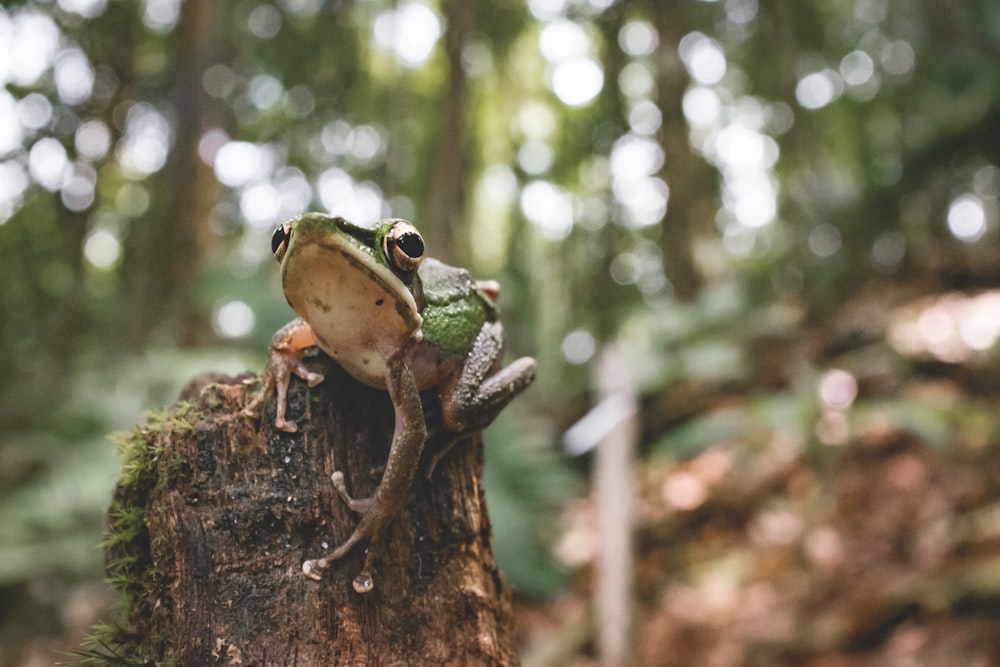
[28,137,69,191]
[520,180,574,240]
[213,300,256,339]
[679,32,727,85]
[373,2,442,68]
[947,194,987,243]
[796,70,842,109]
[618,20,658,57]
[540,18,604,106]
[84,228,122,270]
[117,103,171,178]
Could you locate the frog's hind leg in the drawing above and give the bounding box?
[303,353,427,592]
[440,321,537,434]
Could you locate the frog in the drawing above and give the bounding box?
[242,212,537,592]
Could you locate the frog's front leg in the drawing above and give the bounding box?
[302,350,427,592]
[242,319,325,432]
[441,321,537,433]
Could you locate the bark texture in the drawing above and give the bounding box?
[101,358,518,665]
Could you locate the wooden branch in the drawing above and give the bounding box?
[91,358,518,665]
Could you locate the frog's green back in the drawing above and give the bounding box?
[418,259,492,355]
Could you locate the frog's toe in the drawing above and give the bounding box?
[241,390,267,419]
[275,418,298,433]
[350,547,378,593]
[302,558,328,580]
[353,569,375,594]
[332,471,375,513]
[289,365,324,387]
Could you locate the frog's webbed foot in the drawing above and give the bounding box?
[301,504,370,584]
[243,351,322,432]
[241,320,324,432]
[441,321,537,433]
[302,548,376,593]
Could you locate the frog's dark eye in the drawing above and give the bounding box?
[384,221,424,274]
[271,221,292,262]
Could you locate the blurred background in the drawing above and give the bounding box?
[2,0,1000,664]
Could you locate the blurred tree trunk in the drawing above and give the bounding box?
[651,3,716,301]
[101,360,518,665]
[425,0,473,262]
[120,0,222,348]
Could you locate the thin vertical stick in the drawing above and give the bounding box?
[593,343,637,667]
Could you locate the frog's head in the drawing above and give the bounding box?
[270,213,426,357]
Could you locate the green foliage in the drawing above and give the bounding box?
[484,407,580,596]
[69,621,156,667]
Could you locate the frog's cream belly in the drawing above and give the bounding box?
[284,240,422,388]
[315,330,394,388]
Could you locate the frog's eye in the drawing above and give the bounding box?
[384,222,424,274]
[271,221,292,262]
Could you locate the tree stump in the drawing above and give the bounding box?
[90,356,518,665]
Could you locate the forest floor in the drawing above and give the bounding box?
[517,291,1000,666]
[519,415,1000,666]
